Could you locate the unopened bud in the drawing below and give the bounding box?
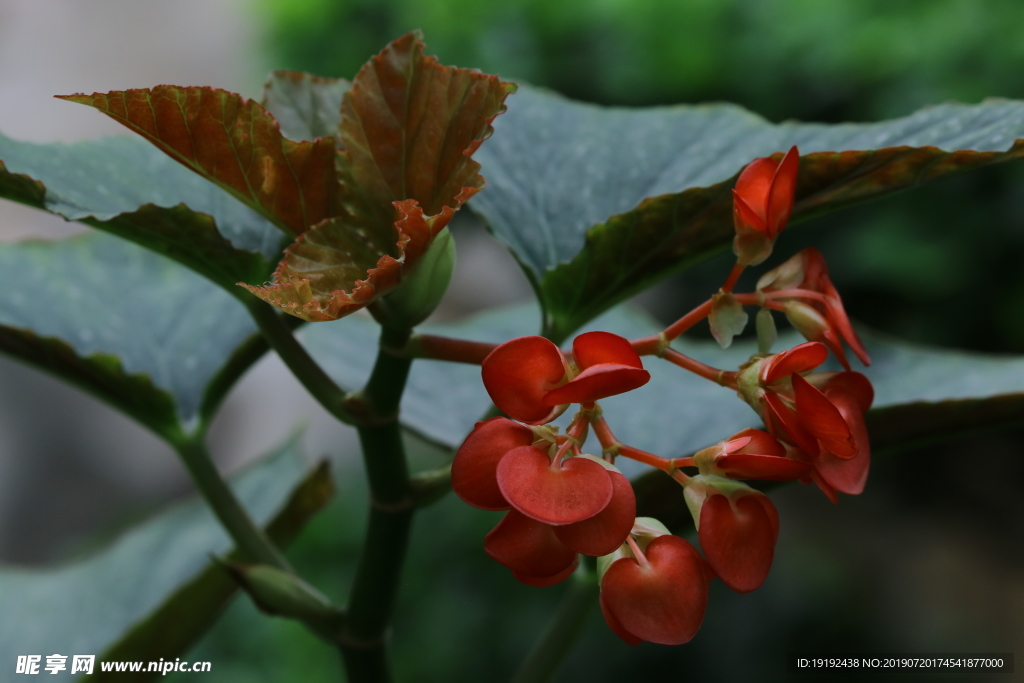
[223,562,340,621]
[372,227,456,327]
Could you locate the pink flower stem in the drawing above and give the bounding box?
[625,535,651,569]
[720,262,745,293]
[764,288,830,303]
[590,414,621,462]
[661,299,714,342]
[662,348,738,389]
[552,412,590,465]
[618,444,674,472]
[404,334,497,365]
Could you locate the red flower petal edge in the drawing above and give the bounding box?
[553,471,636,555]
[451,417,534,510]
[482,336,567,424]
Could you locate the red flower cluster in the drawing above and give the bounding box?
[447,146,876,648]
[453,331,647,585]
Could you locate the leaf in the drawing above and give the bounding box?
[0,438,332,683]
[469,86,1024,340]
[0,130,281,289]
[301,302,1024,476]
[246,33,517,321]
[58,86,340,236]
[0,232,261,441]
[97,460,333,681]
[261,70,350,142]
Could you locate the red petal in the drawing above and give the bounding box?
[496,447,614,525]
[542,364,650,405]
[554,472,636,556]
[822,371,874,414]
[698,493,777,593]
[728,428,786,457]
[734,157,778,223]
[512,555,580,587]
[763,392,819,456]
[802,248,870,367]
[482,336,568,424]
[600,536,709,645]
[766,146,799,238]
[762,341,828,383]
[572,331,644,370]
[484,510,576,576]
[732,190,767,233]
[599,591,642,646]
[792,374,856,459]
[451,418,533,510]
[716,453,811,481]
[812,389,871,495]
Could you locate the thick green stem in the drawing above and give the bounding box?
[176,437,292,571]
[514,567,599,683]
[341,325,416,683]
[246,300,355,425]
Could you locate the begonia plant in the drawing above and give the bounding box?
[1,30,1023,682]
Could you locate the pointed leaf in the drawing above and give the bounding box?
[470,87,1024,339]
[0,438,332,682]
[0,233,262,441]
[252,33,516,321]
[261,70,350,143]
[0,131,281,289]
[58,86,340,235]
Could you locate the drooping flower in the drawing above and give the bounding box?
[692,427,810,481]
[757,247,870,369]
[683,475,779,593]
[481,331,650,425]
[732,146,800,267]
[599,535,710,645]
[736,342,874,501]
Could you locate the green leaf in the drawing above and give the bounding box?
[302,302,1024,467]
[0,439,332,682]
[245,34,517,321]
[0,130,281,289]
[59,87,341,236]
[0,232,260,440]
[261,70,350,142]
[470,86,1024,340]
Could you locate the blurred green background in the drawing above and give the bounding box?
[178,0,1024,680]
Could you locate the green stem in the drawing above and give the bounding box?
[246,300,355,425]
[340,325,417,683]
[514,566,599,683]
[175,437,292,571]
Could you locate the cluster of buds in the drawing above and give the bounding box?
[449,146,875,645]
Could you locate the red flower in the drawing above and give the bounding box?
[599,535,710,645]
[732,146,800,266]
[481,331,650,425]
[757,247,870,370]
[692,427,809,481]
[485,509,579,586]
[684,476,778,593]
[738,342,874,501]
[482,466,636,586]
